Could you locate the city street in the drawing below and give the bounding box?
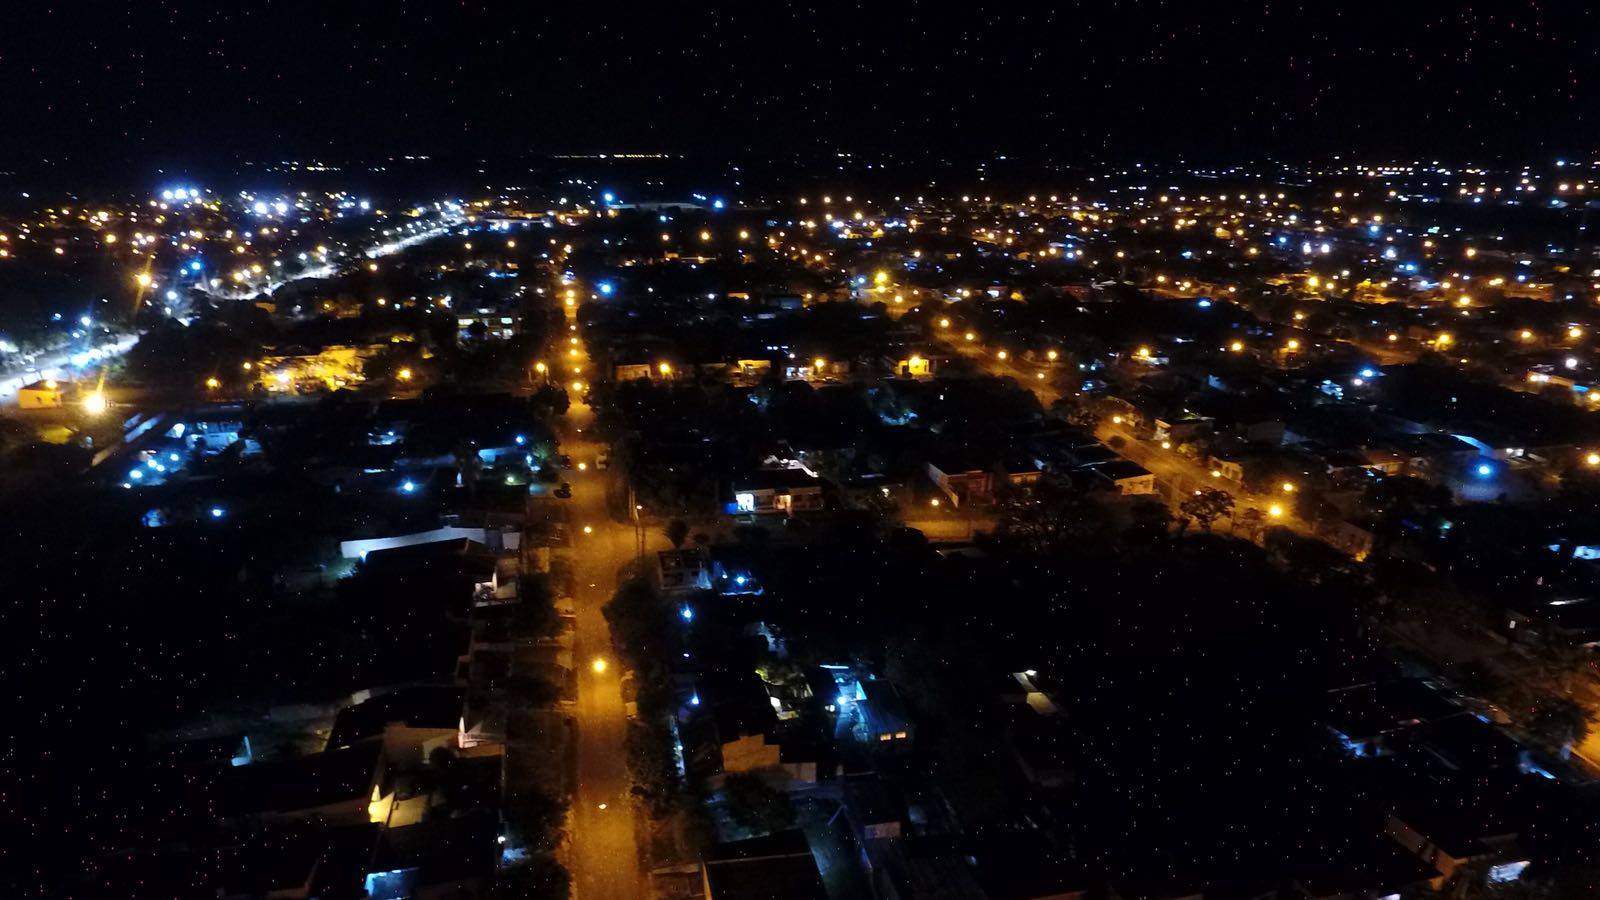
[934,326,1307,534]
[558,398,645,899]
[0,333,138,404]
[548,303,657,898]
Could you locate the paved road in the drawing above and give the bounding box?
[933,327,1313,534]
[558,365,645,898]
[0,334,138,403]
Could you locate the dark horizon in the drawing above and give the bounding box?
[4,3,1599,170]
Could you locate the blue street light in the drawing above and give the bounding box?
[680,606,694,622]
[402,480,417,493]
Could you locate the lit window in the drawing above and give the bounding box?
[735,492,756,513]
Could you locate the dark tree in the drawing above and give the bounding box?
[627,719,684,818]
[1527,696,1590,754]
[720,774,794,836]
[1179,488,1234,534]
[664,518,690,549]
[602,579,681,675]
[996,480,1111,555]
[490,856,570,900]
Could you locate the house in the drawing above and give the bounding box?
[1313,518,1375,561]
[359,538,506,607]
[926,455,993,507]
[1153,413,1213,445]
[732,359,773,382]
[1322,679,1462,758]
[731,469,825,515]
[1064,442,1120,469]
[1385,787,1532,893]
[656,548,713,597]
[842,776,905,841]
[339,525,521,561]
[1231,417,1287,445]
[995,448,1044,487]
[98,824,381,900]
[968,833,1096,900]
[256,344,380,393]
[783,357,850,382]
[1027,427,1102,471]
[172,412,253,454]
[455,311,519,341]
[1380,432,1481,475]
[701,831,828,900]
[17,379,64,409]
[1504,595,1600,649]
[888,352,935,378]
[999,671,1073,788]
[214,742,388,827]
[614,361,656,381]
[154,733,254,768]
[834,471,908,512]
[1086,459,1156,496]
[362,811,500,900]
[712,730,823,787]
[326,686,466,766]
[1208,449,1247,484]
[1404,714,1530,775]
[859,679,915,751]
[1285,834,1440,900]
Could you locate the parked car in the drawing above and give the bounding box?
[554,482,572,499]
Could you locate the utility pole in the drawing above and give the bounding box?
[629,485,645,563]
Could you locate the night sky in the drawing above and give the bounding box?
[3,1,1599,167]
